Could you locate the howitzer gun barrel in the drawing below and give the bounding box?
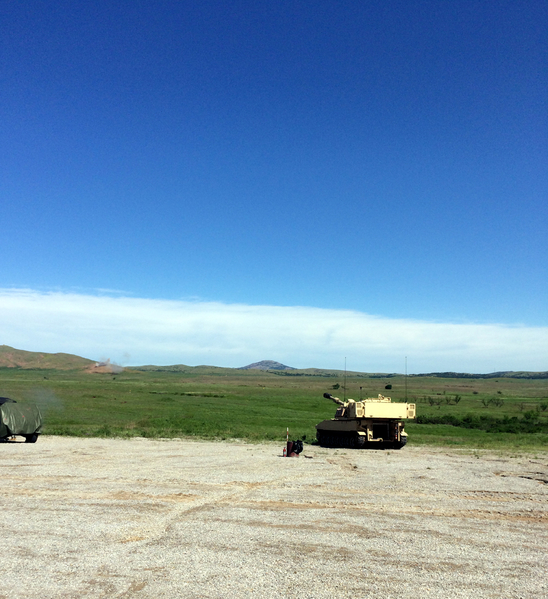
[323,393,344,405]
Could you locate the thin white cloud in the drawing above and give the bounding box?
[0,288,546,373]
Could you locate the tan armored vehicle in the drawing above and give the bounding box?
[316,392,415,449]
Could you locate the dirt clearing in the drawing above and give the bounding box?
[0,437,546,598]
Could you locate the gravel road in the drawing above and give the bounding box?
[0,437,546,599]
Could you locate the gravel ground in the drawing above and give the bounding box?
[0,437,547,599]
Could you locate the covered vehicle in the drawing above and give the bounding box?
[0,397,42,443]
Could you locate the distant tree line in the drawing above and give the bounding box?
[416,412,548,434]
[412,372,548,380]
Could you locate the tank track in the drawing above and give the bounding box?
[317,430,406,450]
[316,431,365,448]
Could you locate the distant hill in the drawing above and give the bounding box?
[0,345,95,370]
[129,364,235,374]
[238,360,296,371]
[1,346,546,379]
[413,371,548,380]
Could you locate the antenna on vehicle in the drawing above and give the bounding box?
[405,356,408,401]
[343,357,347,402]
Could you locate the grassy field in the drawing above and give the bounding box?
[1,367,547,450]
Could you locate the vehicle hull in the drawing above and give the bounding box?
[316,417,408,450]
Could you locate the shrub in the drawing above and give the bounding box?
[428,397,442,406]
[445,395,461,405]
[416,413,548,434]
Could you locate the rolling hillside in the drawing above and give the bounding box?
[1,344,546,378]
[0,345,95,370]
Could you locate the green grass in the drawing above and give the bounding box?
[0,367,546,450]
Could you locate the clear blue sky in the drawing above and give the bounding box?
[1,1,547,371]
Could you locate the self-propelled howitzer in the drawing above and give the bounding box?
[316,392,415,449]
